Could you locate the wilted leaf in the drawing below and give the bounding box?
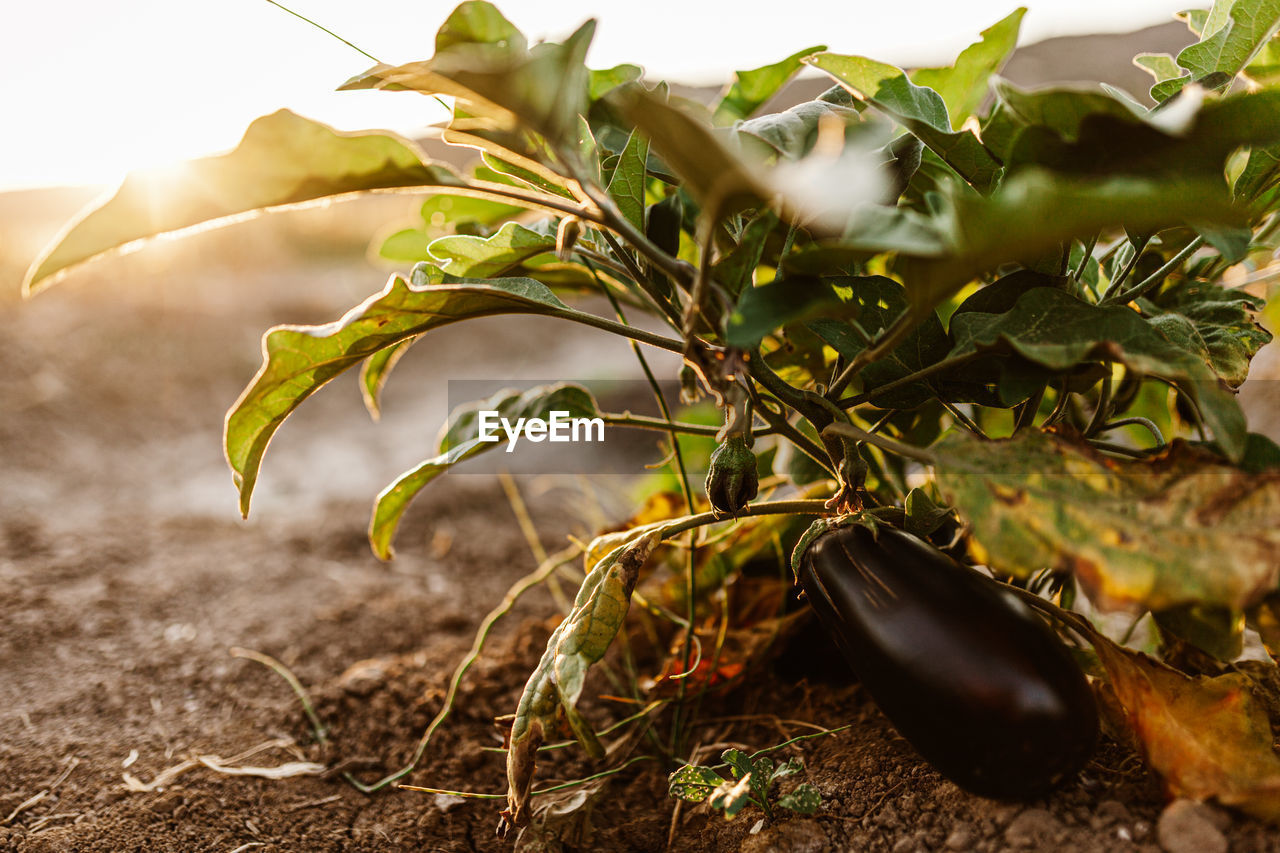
[369,383,599,559]
[947,287,1246,458]
[225,267,598,518]
[911,8,1025,129]
[1095,638,1280,819]
[933,430,1280,611]
[804,52,1003,191]
[505,532,660,829]
[714,45,827,125]
[24,110,463,294]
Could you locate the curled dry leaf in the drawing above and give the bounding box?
[1094,640,1280,820]
[500,531,660,836]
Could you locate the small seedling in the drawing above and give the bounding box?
[669,749,820,820]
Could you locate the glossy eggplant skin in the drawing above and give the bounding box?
[798,523,1098,799]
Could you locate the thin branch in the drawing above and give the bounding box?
[1103,236,1205,306]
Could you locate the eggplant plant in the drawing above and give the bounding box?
[23,0,1280,837]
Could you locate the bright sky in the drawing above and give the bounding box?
[1,0,1190,191]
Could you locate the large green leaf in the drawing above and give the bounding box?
[804,53,1003,192]
[714,45,827,125]
[1152,0,1280,101]
[225,267,581,518]
[933,430,1280,610]
[1142,281,1272,387]
[947,287,1247,459]
[901,168,1246,316]
[993,84,1280,180]
[368,383,599,559]
[735,97,863,161]
[24,110,463,294]
[911,8,1026,129]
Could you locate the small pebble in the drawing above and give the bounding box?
[1156,799,1227,853]
[1005,808,1063,848]
[945,826,974,850]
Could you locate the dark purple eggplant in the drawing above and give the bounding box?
[797,523,1097,799]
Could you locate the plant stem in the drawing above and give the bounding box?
[601,413,744,437]
[597,229,685,329]
[1084,373,1113,437]
[827,308,919,399]
[821,423,937,465]
[1103,236,1204,306]
[1100,235,1150,301]
[264,0,382,63]
[837,351,981,408]
[1097,416,1165,446]
[551,308,685,354]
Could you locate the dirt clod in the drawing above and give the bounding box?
[1004,807,1063,848]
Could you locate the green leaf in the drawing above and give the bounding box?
[1235,144,1280,201]
[588,63,643,101]
[933,430,1280,611]
[911,8,1026,129]
[1154,604,1245,660]
[1143,280,1271,386]
[343,13,595,153]
[714,210,777,299]
[708,775,756,819]
[729,277,846,348]
[948,287,1247,459]
[428,221,557,277]
[1153,0,1280,101]
[735,98,862,160]
[420,193,525,228]
[378,229,438,264]
[776,783,822,814]
[714,45,826,125]
[605,129,650,232]
[369,383,599,559]
[358,336,416,420]
[804,53,1003,192]
[225,269,578,519]
[24,110,463,294]
[1135,52,1185,85]
[669,764,726,803]
[610,83,769,210]
[507,532,661,823]
[721,749,754,781]
[768,756,804,783]
[902,168,1246,316]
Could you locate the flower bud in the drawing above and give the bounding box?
[705,436,759,517]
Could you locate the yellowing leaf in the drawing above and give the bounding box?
[934,430,1280,611]
[504,531,660,830]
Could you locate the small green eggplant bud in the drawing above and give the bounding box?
[705,436,759,517]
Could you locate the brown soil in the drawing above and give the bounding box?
[4,25,1280,849]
